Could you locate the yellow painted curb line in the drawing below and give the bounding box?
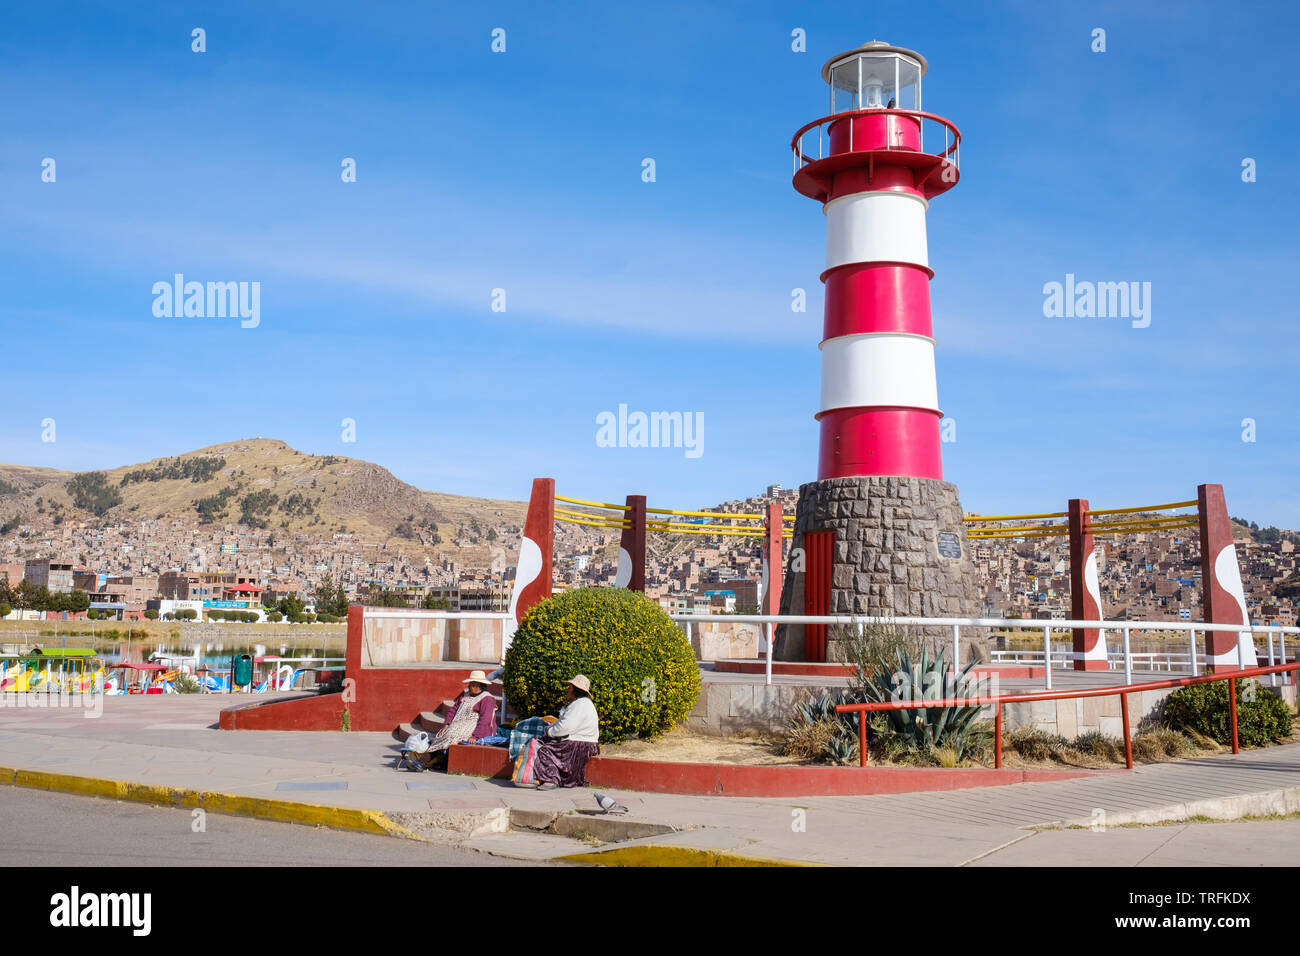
[0,765,418,839]
[558,844,821,867]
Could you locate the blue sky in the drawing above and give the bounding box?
[1,1,1297,526]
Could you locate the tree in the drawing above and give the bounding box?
[144,609,159,620]
[277,594,306,619]
[66,472,122,515]
[0,604,9,619]
[65,589,90,614]
[314,574,348,617]
[421,594,451,610]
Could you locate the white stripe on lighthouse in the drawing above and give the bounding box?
[818,332,940,416]
[824,191,930,273]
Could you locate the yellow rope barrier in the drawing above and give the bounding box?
[645,506,763,520]
[646,519,771,533]
[1085,499,1198,517]
[1087,521,1199,535]
[646,523,769,538]
[555,515,629,530]
[554,494,625,512]
[969,521,1068,533]
[963,511,1069,522]
[555,507,629,526]
[1086,516,1199,532]
[967,529,1071,539]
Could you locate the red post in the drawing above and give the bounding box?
[763,503,783,618]
[994,706,1003,768]
[1199,484,1254,671]
[616,495,646,591]
[1120,693,1133,769]
[858,713,867,768]
[1228,678,1240,754]
[505,478,554,641]
[1068,498,1106,670]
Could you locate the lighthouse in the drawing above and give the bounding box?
[777,42,981,662]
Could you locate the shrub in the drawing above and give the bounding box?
[1164,678,1293,748]
[780,692,860,765]
[143,609,159,620]
[1132,728,1195,762]
[1008,728,1072,762]
[172,672,201,694]
[266,611,283,623]
[503,587,701,744]
[1074,731,1125,762]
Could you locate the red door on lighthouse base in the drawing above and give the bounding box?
[803,530,835,662]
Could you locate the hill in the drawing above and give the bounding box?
[0,439,527,567]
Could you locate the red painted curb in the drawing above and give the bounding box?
[219,692,344,730]
[445,745,1106,797]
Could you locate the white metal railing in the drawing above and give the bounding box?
[350,608,1296,692]
[669,613,1296,688]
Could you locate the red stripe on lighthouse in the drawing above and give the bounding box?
[817,407,942,480]
[822,263,933,340]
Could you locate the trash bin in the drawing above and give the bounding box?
[233,654,254,688]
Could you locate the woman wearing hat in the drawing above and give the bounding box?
[533,675,600,789]
[427,670,499,766]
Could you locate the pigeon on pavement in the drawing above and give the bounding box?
[594,793,629,814]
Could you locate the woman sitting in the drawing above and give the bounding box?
[533,675,600,790]
[427,670,499,767]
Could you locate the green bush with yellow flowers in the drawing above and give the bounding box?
[503,587,701,743]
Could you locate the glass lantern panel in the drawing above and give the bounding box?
[896,57,921,111]
[830,59,859,113]
[857,54,899,109]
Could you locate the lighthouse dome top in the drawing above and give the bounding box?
[820,41,928,81]
[821,41,926,114]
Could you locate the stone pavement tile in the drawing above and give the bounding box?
[967,827,1179,867]
[424,797,508,810]
[275,781,349,792]
[404,778,478,791]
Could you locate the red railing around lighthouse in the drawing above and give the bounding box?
[791,108,962,173]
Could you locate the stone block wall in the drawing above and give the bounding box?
[776,476,984,662]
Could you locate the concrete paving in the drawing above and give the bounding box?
[0,786,540,867]
[1,692,1297,866]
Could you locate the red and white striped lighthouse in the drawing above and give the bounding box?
[791,42,961,481]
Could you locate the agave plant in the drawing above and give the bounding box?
[788,691,861,765]
[856,645,991,761]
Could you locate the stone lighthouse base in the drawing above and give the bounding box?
[774,476,987,664]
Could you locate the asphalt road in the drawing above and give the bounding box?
[0,786,547,867]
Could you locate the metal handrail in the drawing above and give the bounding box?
[349,607,1295,694]
[836,659,1300,769]
[790,108,962,172]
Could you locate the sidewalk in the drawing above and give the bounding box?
[2,693,1298,865]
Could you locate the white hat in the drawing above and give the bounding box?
[462,670,490,685]
[567,674,592,694]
